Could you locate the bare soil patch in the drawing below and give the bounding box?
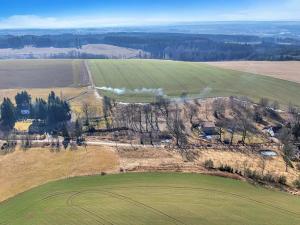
[0,59,89,89]
[206,61,300,83]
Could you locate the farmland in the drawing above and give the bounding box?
[0,173,299,225]
[89,59,300,105]
[0,44,147,59]
[206,61,300,84]
[0,59,89,89]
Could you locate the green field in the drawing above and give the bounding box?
[1,173,299,225]
[89,59,300,104]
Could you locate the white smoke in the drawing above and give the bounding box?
[96,87,126,95]
[132,88,164,96]
[96,86,164,96]
[198,87,212,98]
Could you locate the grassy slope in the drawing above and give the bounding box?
[0,173,299,225]
[89,59,300,104]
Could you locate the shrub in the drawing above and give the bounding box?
[278,176,287,185]
[219,165,234,173]
[244,169,262,181]
[204,159,214,169]
[101,172,107,176]
[263,173,276,183]
[293,177,300,189]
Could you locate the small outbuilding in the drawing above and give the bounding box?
[201,121,217,135]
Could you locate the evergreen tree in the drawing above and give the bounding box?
[46,92,71,129]
[33,98,47,120]
[0,98,16,130]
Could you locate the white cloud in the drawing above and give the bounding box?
[0,3,300,30]
[0,15,149,29]
[0,15,189,29]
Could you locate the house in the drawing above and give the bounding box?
[201,121,217,136]
[20,102,31,116]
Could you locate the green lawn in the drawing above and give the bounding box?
[89,59,300,104]
[0,173,299,225]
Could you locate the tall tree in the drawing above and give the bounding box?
[0,98,16,130]
[47,91,71,129]
[103,96,112,129]
[33,98,47,120]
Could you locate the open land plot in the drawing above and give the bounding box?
[0,59,90,89]
[206,61,300,84]
[89,59,300,105]
[0,173,299,225]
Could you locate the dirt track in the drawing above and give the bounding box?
[206,61,300,83]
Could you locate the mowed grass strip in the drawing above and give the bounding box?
[89,59,300,104]
[0,59,89,89]
[0,173,299,225]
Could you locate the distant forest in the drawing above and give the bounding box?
[1,33,300,61]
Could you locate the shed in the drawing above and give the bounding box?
[201,122,217,135]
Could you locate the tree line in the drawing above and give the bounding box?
[0,33,299,61]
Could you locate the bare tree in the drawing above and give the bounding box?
[212,98,226,119]
[81,102,91,126]
[103,96,113,129]
[167,104,187,148]
[283,143,295,172]
[184,101,199,131]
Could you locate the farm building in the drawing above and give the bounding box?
[201,122,218,135]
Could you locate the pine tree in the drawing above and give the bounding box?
[0,98,16,130]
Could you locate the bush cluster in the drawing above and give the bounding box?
[218,165,234,173]
[204,159,214,169]
[293,177,300,189]
[244,168,287,185]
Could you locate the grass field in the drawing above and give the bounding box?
[89,59,300,105]
[0,59,89,89]
[0,173,299,225]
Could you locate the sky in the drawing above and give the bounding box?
[0,0,299,29]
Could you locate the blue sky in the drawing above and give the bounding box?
[0,0,299,28]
